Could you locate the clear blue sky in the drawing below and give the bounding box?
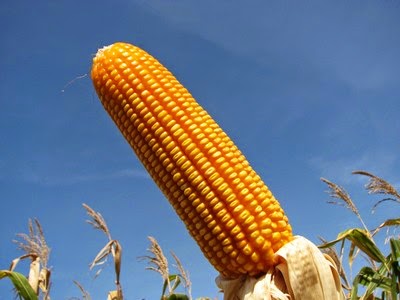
[1,1,399,299]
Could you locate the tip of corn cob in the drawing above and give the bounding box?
[91,42,294,278]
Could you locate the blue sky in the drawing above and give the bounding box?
[1,1,400,299]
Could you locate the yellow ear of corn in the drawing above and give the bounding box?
[91,42,293,278]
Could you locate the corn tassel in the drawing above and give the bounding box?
[91,42,293,278]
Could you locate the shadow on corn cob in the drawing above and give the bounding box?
[91,42,344,300]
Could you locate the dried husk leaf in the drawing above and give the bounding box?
[216,236,344,300]
[89,240,114,270]
[107,290,119,300]
[28,256,40,294]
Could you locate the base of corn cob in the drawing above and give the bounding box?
[216,236,344,300]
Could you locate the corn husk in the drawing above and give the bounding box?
[216,236,344,300]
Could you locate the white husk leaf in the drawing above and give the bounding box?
[28,256,41,294]
[216,236,344,300]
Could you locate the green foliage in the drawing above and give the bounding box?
[321,171,400,299]
[321,228,387,264]
[160,274,190,300]
[164,294,190,300]
[0,270,38,300]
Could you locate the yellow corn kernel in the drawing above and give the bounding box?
[91,42,293,278]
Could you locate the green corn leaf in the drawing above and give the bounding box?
[359,266,391,289]
[390,269,398,300]
[162,278,169,297]
[350,274,360,300]
[389,238,400,298]
[348,242,356,269]
[362,263,393,298]
[0,270,38,300]
[390,238,400,262]
[320,228,386,264]
[169,274,181,292]
[166,293,189,300]
[341,229,386,263]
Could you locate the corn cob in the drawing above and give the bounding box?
[91,42,293,278]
